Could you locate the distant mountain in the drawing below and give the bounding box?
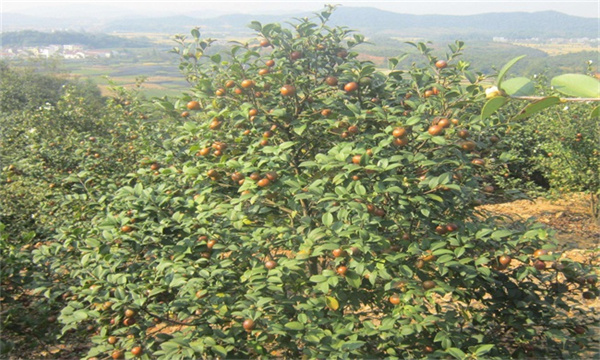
[3,8,598,40]
[327,8,598,39]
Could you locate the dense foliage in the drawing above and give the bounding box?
[1,7,598,360]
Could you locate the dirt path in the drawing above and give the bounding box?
[479,192,599,250]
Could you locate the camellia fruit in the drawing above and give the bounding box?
[428,125,443,136]
[344,82,358,93]
[325,76,338,86]
[435,59,447,69]
[243,318,255,331]
[336,265,348,276]
[392,127,407,138]
[186,101,201,110]
[241,79,254,88]
[280,85,296,97]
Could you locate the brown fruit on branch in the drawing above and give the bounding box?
[280,85,296,97]
[344,82,358,93]
[325,76,338,86]
[428,125,443,136]
[422,280,436,290]
[336,265,348,276]
[392,127,407,138]
[187,101,201,110]
[243,318,255,331]
[435,60,447,69]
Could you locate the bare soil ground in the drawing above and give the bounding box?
[479,192,599,250]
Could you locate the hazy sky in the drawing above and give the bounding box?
[2,0,599,19]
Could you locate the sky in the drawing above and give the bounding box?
[2,0,599,19]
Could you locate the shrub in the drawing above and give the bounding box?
[27,7,597,359]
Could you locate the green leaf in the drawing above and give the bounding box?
[481,96,507,120]
[322,213,333,227]
[513,96,561,120]
[551,74,600,98]
[475,344,494,356]
[591,106,599,119]
[491,230,513,240]
[248,21,262,31]
[501,77,535,96]
[345,272,361,288]
[326,296,339,311]
[212,345,227,357]
[285,321,305,330]
[341,341,366,351]
[446,347,467,360]
[464,70,476,84]
[497,55,526,89]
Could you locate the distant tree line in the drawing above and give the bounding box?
[0,30,152,48]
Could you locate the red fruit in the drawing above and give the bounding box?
[437,118,450,128]
[499,255,512,266]
[435,225,448,235]
[260,38,270,47]
[131,347,143,357]
[325,76,338,86]
[280,85,296,97]
[389,294,401,305]
[352,155,361,165]
[112,350,124,360]
[265,260,277,269]
[344,82,358,93]
[348,125,359,134]
[392,127,407,138]
[460,140,476,151]
[533,249,548,258]
[422,280,435,290]
[336,265,348,276]
[265,171,279,182]
[257,178,271,187]
[393,137,409,147]
[241,79,254,88]
[290,51,302,61]
[243,318,255,331]
[428,125,443,136]
[332,249,346,258]
[186,101,200,110]
[471,158,485,166]
[265,59,275,67]
[534,260,546,271]
[435,60,447,69]
[445,223,458,232]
